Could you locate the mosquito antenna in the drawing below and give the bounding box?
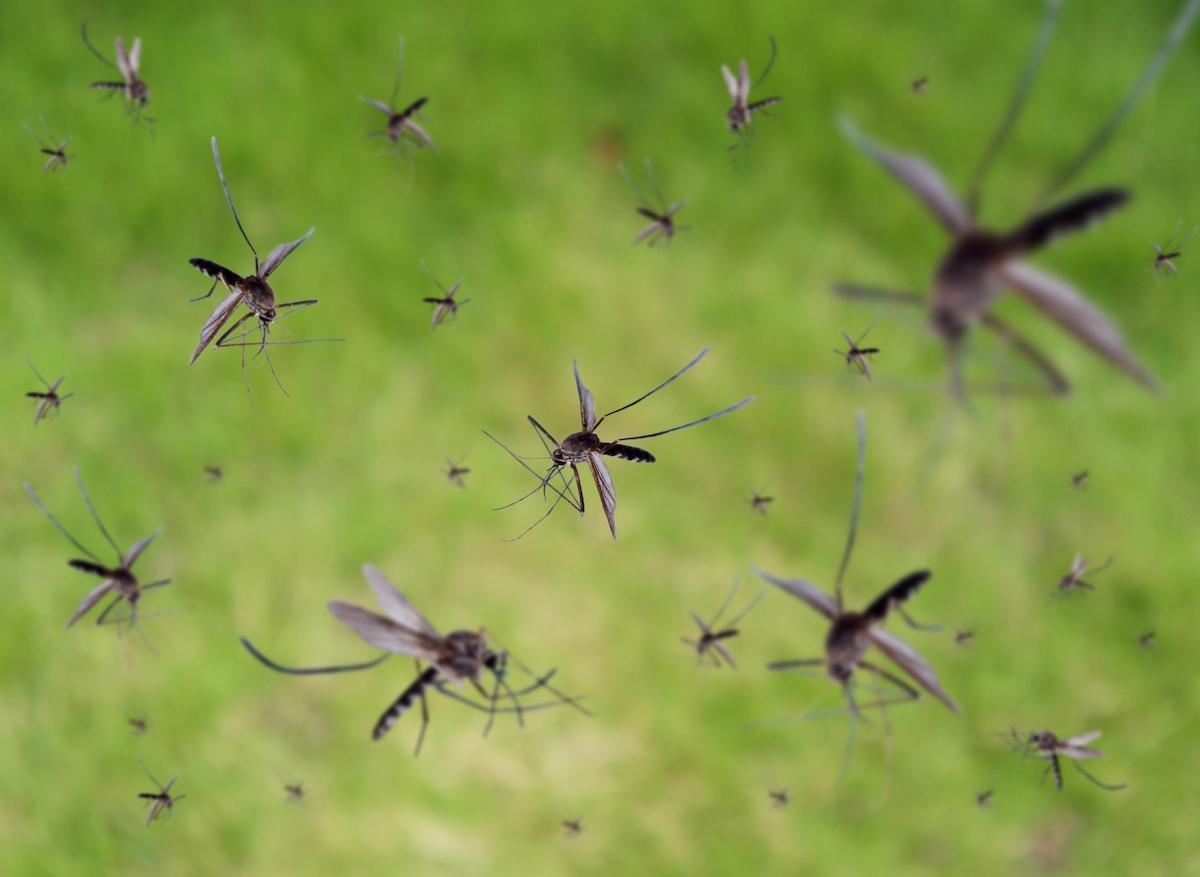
[614,396,755,442]
[482,431,580,510]
[753,35,779,90]
[832,411,866,610]
[1039,0,1200,203]
[600,348,710,420]
[209,137,259,271]
[80,22,116,69]
[1071,759,1127,791]
[391,38,406,109]
[966,0,1062,215]
[239,636,391,675]
[483,632,593,717]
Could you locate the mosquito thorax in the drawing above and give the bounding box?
[441,631,488,678]
[727,107,749,131]
[559,432,600,461]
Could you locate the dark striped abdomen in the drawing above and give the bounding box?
[603,443,655,463]
[372,666,439,741]
[188,258,243,288]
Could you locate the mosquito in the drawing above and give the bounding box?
[138,763,185,826]
[22,118,72,172]
[1057,553,1111,595]
[204,465,223,482]
[1139,630,1157,649]
[976,789,994,807]
[1149,221,1197,276]
[81,23,151,123]
[753,412,958,779]
[955,629,975,648]
[619,157,688,246]
[911,76,930,96]
[25,356,72,425]
[360,38,434,152]
[681,581,764,669]
[128,716,148,734]
[445,458,470,488]
[1071,469,1089,489]
[25,471,170,632]
[241,564,588,756]
[748,488,774,517]
[284,781,305,801]
[1005,728,1126,792]
[834,326,881,380]
[562,818,583,838]
[486,348,754,540]
[833,0,1200,396]
[721,36,782,137]
[768,787,790,808]
[421,263,468,328]
[189,137,338,398]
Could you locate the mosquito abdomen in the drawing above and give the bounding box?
[372,666,439,740]
[603,443,655,463]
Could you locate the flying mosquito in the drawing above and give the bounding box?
[1139,630,1157,649]
[911,75,930,95]
[283,781,305,802]
[25,357,72,425]
[681,581,764,669]
[562,818,583,838]
[1071,469,1089,489]
[22,118,72,172]
[81,23,151,123]
[834,0,1200,396]
[955,629,975,648]
[1149,221,1197,276]
[360,38,434,152]
[748,488,774,517]
[834,326,881,380]
[204,465,223,482]
[1005,728,1126,792]
[445,458,470,488]
[25,471,170,632]
[619,157,688,246]
[486,348,754,540]
[241,564,588,756]
[768,787,790,808]
[128,716,148,734]
[753,412,957,778]
[189,137,338,397]
[721,36,782,137]
[976,789,994,807]
[138,764,185,826]
[1057,553,1111,595]
[421,263,468,328]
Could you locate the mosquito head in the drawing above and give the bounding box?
[827,661,854,684]
[442,630,490,679]
[130,81,149,105]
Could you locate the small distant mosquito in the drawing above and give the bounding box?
[360,38,434,152]
[241,564,588,755]
[911,76,930,95]
[138,764,185,826]
[1005,728,1126,792]
[128,716,148,734]
[81,23,151,123]
[562,818,583,838]
[1071,470,1089,489]
[25,471,170,631]
[445,458,470,488]
[619,157,688,246]
[955,630,975,648]
[721,36,782,137]
[486,348,754,540]
[22,118,72,172]
[748,488,774,517]
[421,263,468,328]
[284,781,305,801]
[1057,553,1111,595]
[768,787,790,808]
[681,581,764,669]
[25,357,72,425]
[1149,221,1197,276]
[834,326,881,380]
[976,789,994,807]
[1139,630,1157,649]
[204,465,223,482]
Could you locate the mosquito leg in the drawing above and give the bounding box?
[767,658,825,672]
[94,594,126,626]
[833,411,867,609]
[896,606,942,632]
[239,636,391,675]
[23,482,100,562]
[73,470,122,559]
[1071,760,1126,791]
[412,660,430,758]
[189,279,218,303]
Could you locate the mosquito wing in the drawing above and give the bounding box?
[327,601,441,660]
[260,228,315,279]
[573,360,597,430]
[123,527,161,569]
[66,578,117,628]
[751,565,837,620]
[588,452,617,539]
[866,627,959,713]
[721,64,739,101]
[361,97,394,116]
[360,564,441,639]
[190,290,244,364]
[115,36,132,82]
[737,59,751,102]
[402,118,435,149]
[129,37,142,75]
[1060,730,1103,758]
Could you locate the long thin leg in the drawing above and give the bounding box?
[24,482,100,562]
[94,594,125,626]
[412,660,431,757]
[482,635,593,718]
[73,470,122,560]
[598,348,711,422]
[239,636,391,675]
[482,430,581,512]
[1071,759,1126,791]
[833,411,867,610]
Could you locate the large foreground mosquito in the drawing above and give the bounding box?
[721,37,782,138]
[619,158,688,246]
[681,581,764,669]
[1004,728,1126,792]
[421,263,468,328]
[834,0,1200,396]
[138,764,185,826]
[753,412,957,778]
[486,348,754,540]
[25,471,169,631]
[22,118,72,172]
[81,23,151,123]
[360,39,434,152]
[241,564,588,755]
[25,357,72,425]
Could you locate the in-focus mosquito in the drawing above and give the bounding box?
[833,0,1200,396]
[81,23,151,124]
[25,356,72,425]
[486,348,754,540]
[421,263,468,328]
[1071,469,1089,489]
[768,787,790,808]
[681,581,764,669]
[22,118,72,172]
[128,716,148,734]
[562,818,583,838]
[189,137,339,398]
[1004,728,1126,791]
[976,789,994,807]
[445,458,470,488]
[619,157,688,246]
[955,629,975,648]
[753,412,957,779]
[748,488,774,517]
[834,326,881,380]
[1057,553,1111,595]
[25,471,170,632]
[138,763,185,826]
[721,37,782,139]
[204,465,223,482]
[360,38,434,153]
[1139,630,1157,649]
[241,564,588,755]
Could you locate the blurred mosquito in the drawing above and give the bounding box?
[748,488,774,516]
[22,118,72,172]
[241,564,588,756]
[204,465,223,482]
[754,412,957,780]
[768,787,790,808]
[1071,469,1089,489]
[445,458,470,488]
[1139,630,1157,649]
[189,137,339,398]
[25,471,170,633]
[81,23,151,124]
[1004,728,1126,792]
[911,76,930,95]
[976,789,994,807]
[955,629,975,648]
[681,581,764,669]
[138,763,185,826]
[834,0,1200,396]
[360,38,434,153]
[421,263,468,328]
[1149,221,1197,276]
[283,781,305,801]
[128,716,148,734]
[25,356,72,425]
[834,326,881,380]
[619,157,688,246]
[1057,553,1111,595]
[562,818,583,838]
[721,36,782,140]
[485,348,754,540]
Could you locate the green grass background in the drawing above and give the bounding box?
[2,0,1199,874]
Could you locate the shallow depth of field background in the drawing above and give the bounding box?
[2,0,1199,874]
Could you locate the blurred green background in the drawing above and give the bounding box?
[2,0,1199,874]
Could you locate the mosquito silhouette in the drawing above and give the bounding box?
[241,564,588,756]
[283,781,305,801]
[128,716,148,734]
[1139,630,1157,649]
[25,471,170,632]
[421,264,468,328]
[445,458,470,488]
[486,348,754,540]
[360,38,434,153]
[619,157,687,246]
[721,36,782,140]
[562,818,583,838]
[22,118,72,172]
[748,488,774,517]
[1057,553,1111,595]
[681,581,764,669]
[1004,728,1126,792]
[81,23,151,124]
[955,630,975,648]
[976,789,994,807]
[753,412,957,779]
[204,465,223,482]
[189,137,339,398]
[1149,221,1197,276]
[25,357,72,425]
[834,0,1200,396]
[1071,469,1089,489]
[911,76,930,96]
[834,326,881,381]
[768,787,790,808]
[138,763,185,826]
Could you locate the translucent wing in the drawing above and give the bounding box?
[361,97,394,116]
[123,527,161,568]
[721,64,739,100]
[573,360,597,430]
[327,601,441,659]
[402,118,435,149]
[115,37,132,81]
[129,37,142,75]
[867,627,959,712]
[737,59,751,102]
[260,228,315,279]
[361,564,440,639]
[190,290,244,364]
[588,453,617,539]
[66,579,117,628]
[751,565,837,620]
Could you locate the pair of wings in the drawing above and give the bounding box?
[115,36,141,82]
[573,361,619,539]
[721,60,751,105]
[66,529,161,627]
[326,564,445,662]
[1041,731,1103,759]
[839,119,1157,389]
